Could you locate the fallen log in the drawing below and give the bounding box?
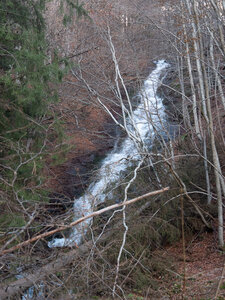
[0,187,169,256]
[0,245,87,299]
[0,187,169,299]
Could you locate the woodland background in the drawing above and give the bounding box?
[0,0,225,299]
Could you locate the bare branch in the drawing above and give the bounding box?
[0,187,169,256]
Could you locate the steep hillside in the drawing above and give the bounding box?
[0,1,225,299]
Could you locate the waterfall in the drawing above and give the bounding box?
[48,60,169,248]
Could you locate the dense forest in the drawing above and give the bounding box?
[0,0,225,299]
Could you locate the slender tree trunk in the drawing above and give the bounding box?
[183,0,224,247]
[209,33,225,111]
[203,133,212,204]
[184,0,209,123]
[182,13,201,139]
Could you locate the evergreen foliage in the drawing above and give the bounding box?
[60,0,90,25]
[0,0,72,232]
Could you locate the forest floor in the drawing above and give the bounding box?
[156,230,225,300]
[58,230,225,300]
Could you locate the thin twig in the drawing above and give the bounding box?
[0,187,169,256]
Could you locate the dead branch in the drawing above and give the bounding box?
[0,187,169,256]
[0,245,86,299]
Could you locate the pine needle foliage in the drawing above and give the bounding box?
[0,0,73,233]
[60,0,90,25]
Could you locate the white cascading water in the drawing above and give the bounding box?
[48,60,169,248]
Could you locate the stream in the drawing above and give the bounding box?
[48,60,170,248]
